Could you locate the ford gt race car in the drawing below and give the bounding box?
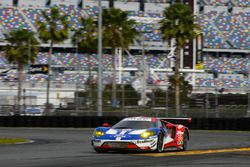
[91,117,191,153]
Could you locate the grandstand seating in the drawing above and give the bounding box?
[34,52,99,69]
[214,11,249,49]
[0,0,249,90]
[195,73,248,88]
[127,11,162,41]
[0,7,32,31]
[196,9,250,49]
[236,0,250,7]
[0,55,8,68]
[204,0,250,7]
[197,14,230,49]
[21,7,45,29]
[33,52,169,70]
[58,5,83,30]
[84,5,99,18]
[121,0,169,2]
[195,74,215,87]
[203,53,248,73]
[0,1,248,48]
[205,0,229,6]
[0,31,5,40]
[195,51,249,89]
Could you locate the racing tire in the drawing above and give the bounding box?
[181,131,188,151]
[155,133,164,153]
[94,148,108,153]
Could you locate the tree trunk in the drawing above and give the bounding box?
[17,63,23,115]
[175,46,181,117]
[112,47,117,108]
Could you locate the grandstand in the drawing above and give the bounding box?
[0,0,249,107]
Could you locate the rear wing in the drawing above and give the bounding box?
[159,117,192,128]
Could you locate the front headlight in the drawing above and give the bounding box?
[140,131,155,139]
[94,130,105,137]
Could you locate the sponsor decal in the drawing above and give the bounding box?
[177,141,183,145]
[124,117,152,122]
[151,141,157,147]
[176,131,184,135]
[116,137,122,141]
[115,129,130,140]
[106,129,118,134]
[129,130,146,134]
[177,125,183,129]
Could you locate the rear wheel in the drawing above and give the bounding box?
[181,132,188,151]
[156,134,164,152]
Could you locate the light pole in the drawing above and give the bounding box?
[88,54,93,113]
[165,77,169,117]
[207,70,219,118]
[97,0,103,116]
[45,42,53,115]
[212,71,219,118]
[247,54,250,117]
[75,39,79,112]
[215,87,219,118]
[141,35,147,106]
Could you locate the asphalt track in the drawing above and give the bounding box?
[0,128,249,167]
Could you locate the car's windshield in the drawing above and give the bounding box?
[112,120,156,129]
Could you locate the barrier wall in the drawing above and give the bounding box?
[0,116,249,130]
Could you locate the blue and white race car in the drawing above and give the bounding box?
[91,116,191,153]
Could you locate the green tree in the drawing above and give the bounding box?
[36,6,69,114]
[160,3,200,116]
[82,83,138,111]
[71,17,98,53]
[152,76,192,108]
[71,16,98,111]
[4,29,39,114]
[102,8,139,108]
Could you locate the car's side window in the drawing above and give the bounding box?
[155,120,162,128]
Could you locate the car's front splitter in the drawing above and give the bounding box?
[92,138,158,151]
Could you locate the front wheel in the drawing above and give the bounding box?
[156,134,164,153]
[94,148,107,153]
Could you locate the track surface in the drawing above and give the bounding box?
[0,128,249,167]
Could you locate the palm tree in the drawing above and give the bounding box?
[160,3,200,116]
[102,8,139,108]
[71,16,98,111]
[72,17,98,53]
[36,6,69,114]
[4,29,39,114]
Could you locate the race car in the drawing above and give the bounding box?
[91,116,191,153]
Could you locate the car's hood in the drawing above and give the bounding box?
[107,128,146,135]
[100,128,147,140]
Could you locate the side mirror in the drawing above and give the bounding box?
[102,123,111,127]
[166,123,174,129]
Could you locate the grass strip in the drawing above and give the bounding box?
[0,138,28,144]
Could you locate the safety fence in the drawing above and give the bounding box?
[1,83,250,118]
